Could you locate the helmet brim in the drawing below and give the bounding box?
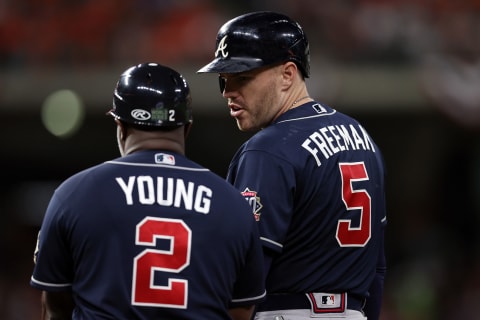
[197,57,264,74]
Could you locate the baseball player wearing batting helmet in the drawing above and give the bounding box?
[198,11,387,320]
[30,62,266,320]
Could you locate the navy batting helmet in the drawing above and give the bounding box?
[197,11,310,78]
[108,63,192,128]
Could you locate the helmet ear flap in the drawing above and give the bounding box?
[289,37,310,78]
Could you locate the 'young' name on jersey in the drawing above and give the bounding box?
[116,176,212,214]
[302,124,376,167]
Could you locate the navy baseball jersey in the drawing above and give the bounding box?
[226,102,387,297]
[31,150,266,319]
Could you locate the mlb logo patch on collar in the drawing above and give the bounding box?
[155,153,175,165]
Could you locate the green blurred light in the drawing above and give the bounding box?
[41,89,85,138]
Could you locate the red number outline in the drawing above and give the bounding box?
[336,162,371,247]
[132,217,191,308]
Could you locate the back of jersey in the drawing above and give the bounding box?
[31,150,265,319]
[227,102,386,297]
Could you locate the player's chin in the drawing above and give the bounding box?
[235,118,257,132]
[235,119,247,131]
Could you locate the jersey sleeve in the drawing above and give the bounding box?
[230,217,266,308]
[364,224,387,320]
[30,192,74,292]
[227,149,296,253]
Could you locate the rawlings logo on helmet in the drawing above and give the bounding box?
[215,35,229,58]
[131,109,151,121]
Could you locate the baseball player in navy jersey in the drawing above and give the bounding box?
[30,62,266,320]
[198,11,387,320]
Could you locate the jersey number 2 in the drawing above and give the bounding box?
[336,162,371,247]
[132,217,191,308]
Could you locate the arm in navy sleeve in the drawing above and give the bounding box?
[363,228,386,320]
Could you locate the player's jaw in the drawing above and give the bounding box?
[229,94,276,132]
[223,68,280,132]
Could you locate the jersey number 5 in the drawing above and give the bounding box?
[132,217,191,308]
[336,162,371,247]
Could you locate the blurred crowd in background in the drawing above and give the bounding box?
[2,0,480,127]
[1,0,480,319]
[1,0,480,66]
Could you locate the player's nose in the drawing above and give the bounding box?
[221,80,235,99]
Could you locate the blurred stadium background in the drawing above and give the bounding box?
[1,0,480,319]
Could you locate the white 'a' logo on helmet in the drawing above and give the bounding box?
[215,35,228,58]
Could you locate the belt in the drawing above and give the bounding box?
[256,292,365,313]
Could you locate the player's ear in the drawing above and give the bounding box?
[281,62,297,87]
[115,119,127,141]
[184,122,193,139]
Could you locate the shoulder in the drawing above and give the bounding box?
[242,128,278,151]
[57,163,103,188]
[52,162,110,199]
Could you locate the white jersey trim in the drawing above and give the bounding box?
[260,237,283,248]
[276,109,337,124]
[30,276,71,288]
[231,290,267,303]
[105,160,210,172]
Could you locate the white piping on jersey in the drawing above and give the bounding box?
[30,276,71,288]
[276,108,337,124]
[105,160,210,172]
[261,237,283,248]
[231,290,267,303]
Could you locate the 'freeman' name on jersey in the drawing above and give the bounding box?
[302,123,376,167]
[116,176,212,214]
